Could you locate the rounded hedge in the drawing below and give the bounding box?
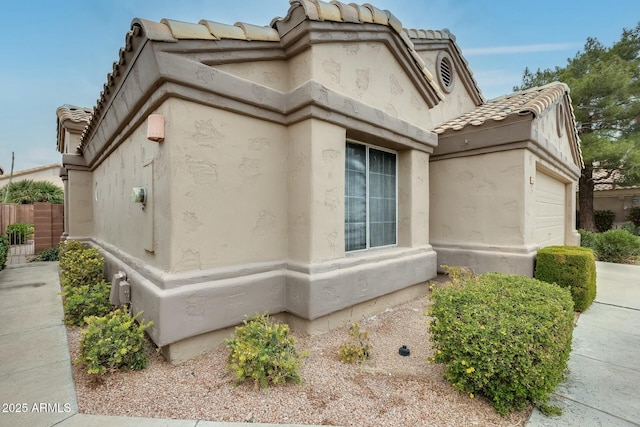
[535,246,596,312]
[428,272,575,415]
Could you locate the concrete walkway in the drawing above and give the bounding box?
[2,261,638,427]
[527,261,640,426]
[0,262,330,427]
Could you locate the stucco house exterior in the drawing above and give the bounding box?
[58,0,582,362]
[591,169,640,227]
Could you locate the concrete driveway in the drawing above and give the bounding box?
[527,261,640,426]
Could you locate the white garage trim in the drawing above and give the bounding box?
[535,172,566,248]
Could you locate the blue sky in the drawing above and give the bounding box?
[1,0,638,171]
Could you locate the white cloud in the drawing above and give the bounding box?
[464,43,577,56]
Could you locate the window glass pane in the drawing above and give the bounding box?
[345,143,367,251]
[368,148,396,247]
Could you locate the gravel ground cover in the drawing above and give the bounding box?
[67,295,530,426]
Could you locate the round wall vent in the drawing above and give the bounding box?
[436,52,455,94]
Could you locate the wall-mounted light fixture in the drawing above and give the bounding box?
[147,114,164,142]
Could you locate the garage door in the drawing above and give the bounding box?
[535,172,565,248]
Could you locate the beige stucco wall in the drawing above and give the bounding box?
[415,50,478,125]
[166,99,288,272]
[214,60,291,92]
[287,119,346,264]
[398,150,430,247]
[66,169,93,238]
[91,107,171,270]
[309,42,433,130]
[431,149,527,247]
[0,165,63,190]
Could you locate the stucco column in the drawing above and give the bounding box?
[60,167,69,241]
[288,119,346,264]
[66,169,94,239]
[398,150,430,247]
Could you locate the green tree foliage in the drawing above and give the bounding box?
[0,179,64,204]
[515,24,640,231]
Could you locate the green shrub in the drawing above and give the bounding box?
[338,322,371,364]
[594,229,640,263]
[61,280,112,326]
[594,210,616,232]
[0,234,8,270]
[428,272,574,415]
[30,247,60,262]
[226,313,304,388]
[59,247,104,289]
[629,206,640,227]
[58,239,88,261]
[579,229,599,254]
[6,223,33,245]
[78,307,153,375]
[535,246,597,312]
[620,221,640,236]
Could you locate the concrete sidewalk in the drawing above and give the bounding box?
[0,262,337,427]
[526,261,640,426]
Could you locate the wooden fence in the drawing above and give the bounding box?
[0,203,64,252]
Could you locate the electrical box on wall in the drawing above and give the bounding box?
[131,187,147,204]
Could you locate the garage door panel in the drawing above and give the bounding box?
[535,172,565,247]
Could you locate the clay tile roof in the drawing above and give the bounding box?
[433,83,570,134]
[57,105,92,153]
[433,82,584,168]
[56,104,92,124]
[133,17,281,43]
[81,0,455,148]
[271,0,445,100]
[593,169,640,191]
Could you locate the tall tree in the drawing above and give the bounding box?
[515,24,640,231]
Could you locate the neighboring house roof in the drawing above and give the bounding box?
[593,168,640,191]
[0,163,61,179]
[433,82,584,167]
[79,0,483,149]
[56,104,92,153]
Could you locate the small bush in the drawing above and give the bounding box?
[226,313,304,388]
[535,246,597,312]
[78,307,153,376]
[441,264,474,286]
[428,272,574,415]
[58,239,88,260]
[0,235,8,270]
[629,206,640,227]
[578,229,598,253]
[6,223,33,245]
[594,210,615,232]
[338,322,371,363]
[59,247,104,289]
[30,247,60,262]
[61,280,112,326]
[620,221,640,236]
[594,229,640,263]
